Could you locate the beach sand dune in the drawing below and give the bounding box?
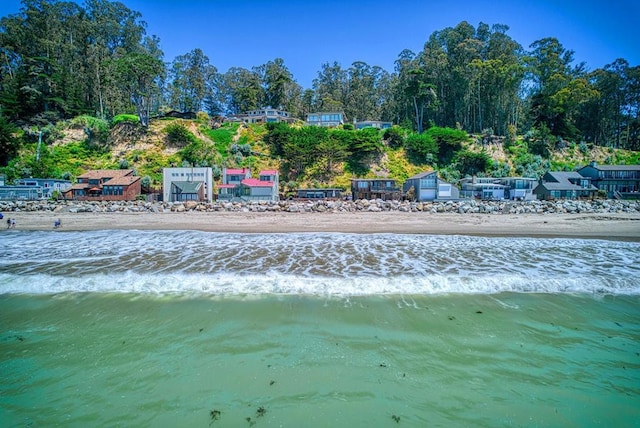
[4,211,640,241]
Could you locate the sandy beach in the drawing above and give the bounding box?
[3,210,640,241]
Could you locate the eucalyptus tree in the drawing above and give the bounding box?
[524,37,595,139]
[113,51,164,127]
[221,67,262,114]
[253,58,296,109]
[167,48,217,112]
[578,59,640,148]
[0,0,90,118]
[344,61,390,123]
[0,0,151,120]
[84,0,147,119]
[312,61,348,113]
[468,24,525,135]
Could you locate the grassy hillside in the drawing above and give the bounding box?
[2,115,639,194]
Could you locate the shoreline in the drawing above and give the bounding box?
[4,211,640,241]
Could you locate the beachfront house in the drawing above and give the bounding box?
[217,167,251,200]
[295,188,344,199]
[576,162,640,199]
[351,178,402,201]
[533,171,598,200]
[403,171,458,201]
[0,184,43,200]
[15,178,72,199]
[162,167,213,202]
[459,177,537,200]
[64,169,141,201]
[306,112,345,127]
[218,168,279,202]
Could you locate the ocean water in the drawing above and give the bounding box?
[1,230,639,427]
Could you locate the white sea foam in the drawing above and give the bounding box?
[0,271,638,296]
[1,230,639,296]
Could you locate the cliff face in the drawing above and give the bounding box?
[41,119,640,191]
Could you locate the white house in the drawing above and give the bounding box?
[162,167,213,202]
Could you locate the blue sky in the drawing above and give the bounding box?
[1,0,638,88]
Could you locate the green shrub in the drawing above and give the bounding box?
[112,114,139,125]
[164,122,196,147]
[70,115,110,145]
[383,126,407,149]
[455,150,492,176]
[426,126,466,164]
[406,133,437,164]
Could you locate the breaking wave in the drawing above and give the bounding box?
[1,230,639,296]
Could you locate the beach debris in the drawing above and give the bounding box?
[475,310,483,314]
[392,414,401,423]
[379,363,387,368]
[448,316,456,320]
[199,328,204,332]
[256,406,266,417]
[15,335,24,342]
[245,416,256,426]
[269,380,275,386]
[209,409,221,425]
[615,322,622,327]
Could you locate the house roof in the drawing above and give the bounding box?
[225,168,250,175]
[172,181,202,193]
[67,183,89,191]
[540,172,597,191]
[259,170,278,176]
[406,171,436,180]
[241,178,273,187]
[217,184,236,189]
[297,188,344,191]
[104,176,140,186]
[351,178,396,182]
[580,164,640,171]
[77,169,134,180]
[307,111,344,116]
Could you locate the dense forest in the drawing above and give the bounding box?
[0,0,639,185]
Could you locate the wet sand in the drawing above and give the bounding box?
[4,211,640,241]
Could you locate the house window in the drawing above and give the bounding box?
[439,184,452,196]
[420,177,436,188]
[357,181,368,189]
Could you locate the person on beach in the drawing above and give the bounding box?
[6,218,10,229]
[11,218,16,228]
[54,218,61,229]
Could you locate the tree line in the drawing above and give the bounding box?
[1,0,639,152]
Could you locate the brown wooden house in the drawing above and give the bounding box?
[64,169,141,201]
[351,178,402,201]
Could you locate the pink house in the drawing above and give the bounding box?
[218,167,279,201]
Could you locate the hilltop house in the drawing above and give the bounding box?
[162,167,213,202]
[576,162,640,199]
[403,171,458,201]
[229,107,297,124]
[64,169,141,201]
[354,120,392,130]
[533,171,598,200]
[306,112,345,127]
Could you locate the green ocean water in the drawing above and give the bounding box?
[1,293,639,427]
